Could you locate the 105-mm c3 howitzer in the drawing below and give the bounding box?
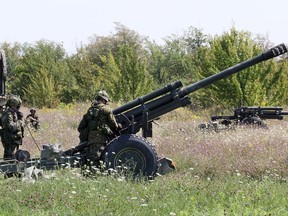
[1,44,288,178]
[212,106,288,126]
[199,106,288,131]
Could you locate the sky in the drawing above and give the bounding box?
[1,0,288,54]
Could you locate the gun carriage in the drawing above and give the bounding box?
[0,44,287,177]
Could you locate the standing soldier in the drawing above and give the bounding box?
[78,90,121,164]
[1,95,24,160]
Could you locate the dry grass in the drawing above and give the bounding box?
[153,112,288,179]
[0,103,86,158]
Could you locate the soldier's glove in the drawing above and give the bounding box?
[16,111,24,120]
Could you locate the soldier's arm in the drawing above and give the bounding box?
[77,113,88,132]
[107,110,119,131]
[4,113,21,132]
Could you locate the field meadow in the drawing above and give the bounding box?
[0,103,287,215]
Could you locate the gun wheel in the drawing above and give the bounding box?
[15,150,31,162]
[102,134,159,177]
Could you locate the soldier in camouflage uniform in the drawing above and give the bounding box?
[1,95,24,160]
[78,90,120,163]
[25,108,40,130]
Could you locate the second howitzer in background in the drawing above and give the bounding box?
[199,106,288,131]
[213,107,288,126]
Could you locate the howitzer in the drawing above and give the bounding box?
[211,106,288,126]
[1,43,287,178]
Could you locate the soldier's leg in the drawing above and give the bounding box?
[3,142,17,160]
[87,143,100,164]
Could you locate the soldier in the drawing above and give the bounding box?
[78,90,121,164]
[25,108,40,130]
[1,95,24,160]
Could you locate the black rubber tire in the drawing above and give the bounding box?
[102,134,159,177]
[15,150,31,162]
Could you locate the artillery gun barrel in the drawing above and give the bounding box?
[280,111,288,115]
[178,43,287,97]
[256,109,284,120]
[255,107,288,120]
[246,106,283,111]
[113,80,183,115]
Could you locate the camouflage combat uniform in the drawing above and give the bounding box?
[78,101,118,162]
[1,97,24,160]
[25,108,40,130]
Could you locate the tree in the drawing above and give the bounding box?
[99,44,153,102]
[85,22,149,67]
[66,48,100,102]
[23,68,59,107]
[145,42,167,86]
[11,40,71,107]
[146,27,208,87]
[192,28,288,108]
[0,42,23,93]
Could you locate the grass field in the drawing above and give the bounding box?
[0,104,287,215]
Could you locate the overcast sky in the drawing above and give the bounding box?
[1,0,288,53]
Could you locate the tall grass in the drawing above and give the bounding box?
[153,107,288,180]
[0,169,287,215]
[0,104,287,215]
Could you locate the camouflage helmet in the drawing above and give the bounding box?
[30,108,36,113]
[6,95,22,108]
[96,90,109,102]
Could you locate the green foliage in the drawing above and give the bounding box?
[84,23,153,102]
[146,42,168,85]
[85,22,149,67]
[260,59,288,105]
[99,44,153,102]
[1,25,288,108]
[193,28,288,108]
[98,52,122,101]
[23,68,59,107]
[66,49,99,102]
[9,40,72,107]
[145,27,208,91]
[0,42,22,92]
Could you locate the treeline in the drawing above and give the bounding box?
[1,23,288,109]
